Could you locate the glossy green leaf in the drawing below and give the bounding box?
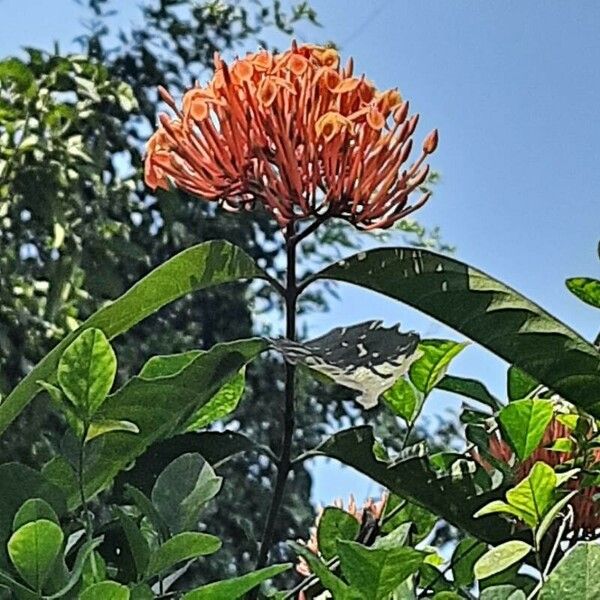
[184,369,245,431]
[535,490,578,546]
[317,507,361,560]
[290,542,350,598]
[146,532,221,577]
[337,539,424,600]
[481,585,526,600]
[506,462,556,528]
[57,328,116,419]
[410,339,468,395]
[437,375,501,410]
[313,248,600,415]
[75,338,266,508]
[382,377,423,424]
[151,453,222,534]
[182,564,291,599]
[539,542,600,599]
[474,501,526,522]
[474,541,532,580]
[315,426,511,544]
[0,241,267,435]
[381,496,437,543]
[507,367,539,402]
[498,399,554,460]
[86,419,139,442]
[566,277,600,309]
[8,520,64,591]
[0,463,66,569]
[44,537,103,600]
[546,437,574,453]
[80,581,130,600]
[12,499,59,531]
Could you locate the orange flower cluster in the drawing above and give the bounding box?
[145,42,438,232]
[296,494,387,578]
[483,419,600,536]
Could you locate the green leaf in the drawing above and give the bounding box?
[313,248,600,416]
[57,328,116,419]
[474,501,526,522]
[151,453,222,534]
[507,367,539,401]
[13,499,59,531]
[115,431,255,496]
[474,541,532,580]
[315,426,511,545]
[410,339,468,395]
[481,585,526,600]
[506,462,557,527]
[146,532,221,577]
[437,375,501,410]
[0,569,38,599]
[539,542,600,599]
[337,539,424,600]
[184,369,245,431]
[0,58,34,91]
[317,507,360,560]
[123,485,170,541]
[383,377,423,424]
[8,520,64,591]
[381,496,437,543]
[44,537,103,600]
[451,538,487,589]
[566,277,600,309]
[0,463,66,570]
[290,541,350,598]
[86,420,139,442]
[138,351,200,379]
[81,581,130,600]
[41,457,78,502]
[116,509,150,579]
[498,399,554,460]
[182,564,291,599]
[546,437,574,453]
[0,241,267,435]
[75,338,266,507]
[535,490,578,546]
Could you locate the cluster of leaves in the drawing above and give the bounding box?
[0,237,598,598]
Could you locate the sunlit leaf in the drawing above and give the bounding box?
[337,539,424,600]
[86,420,139,442]
[313,248,600,415]
[566,277,600,310]
[409,339,468,395]
[382,377,422,424]
[80,581,130,600]
[473,541,532,580]
[0,241,267,435]
[317,507,360,560]
[146,532,221,577]
[57,328,116,419]
[182,564,290,599]
[498,399,554,460]
[8,520,64,591]
[505,462,556,527]
[539,542,600,599]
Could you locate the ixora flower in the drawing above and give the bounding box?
[477,418,600,536]
[296,494,387,578]
[145,42,438,232]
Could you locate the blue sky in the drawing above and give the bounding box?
[2,1,599,504]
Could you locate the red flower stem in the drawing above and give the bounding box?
[254,224,299,578]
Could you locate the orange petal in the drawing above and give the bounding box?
[333,77,361,94]
[257,78,278,107]
[366,107,385,130]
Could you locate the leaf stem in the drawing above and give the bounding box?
[253,224,299,578]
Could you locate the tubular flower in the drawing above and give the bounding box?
[295,494,387,578]
[144,42,438,232]
[476,418,600,536]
